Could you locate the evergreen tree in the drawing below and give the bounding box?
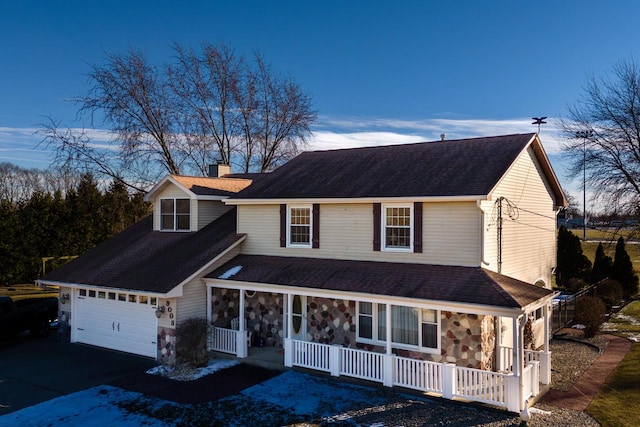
[556,225,592,288]
[611,236,639,298]
[591,242,613,283]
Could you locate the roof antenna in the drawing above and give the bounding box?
[531,117,547,134]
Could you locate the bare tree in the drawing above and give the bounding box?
[169,43,243,173]
[248,54,316,172]
[41,43,316,186]
[562,59,640,213]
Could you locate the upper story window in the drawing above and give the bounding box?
[288,205,312,247]
[373,202,422,253]
[383,204,413,251]
[280,204,320,249]
[160,198,190,231]
[356,301,439,352]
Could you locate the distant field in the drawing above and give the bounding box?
[0,284,59,300]
[570,229,640,273]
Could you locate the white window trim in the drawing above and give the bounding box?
[286,204,313,248]
[160,198,191,232]
[382,203,413,252]
[356,302,440,354]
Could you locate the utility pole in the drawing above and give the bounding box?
[575,130,593,241]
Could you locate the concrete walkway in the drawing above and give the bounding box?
[541,334,632,411]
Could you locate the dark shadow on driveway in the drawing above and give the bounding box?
[109,363,282,404]
[0,334,156,415]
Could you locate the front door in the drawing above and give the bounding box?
[291,295,306,341]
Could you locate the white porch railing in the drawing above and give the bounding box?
[208,326,238,355]
[214,334,543,413]
[284,339,536,411]
[393,356,442,393]
[525,349,541,363]
[498,345,514,372]
[453,366,509,406]
[292,340,331,372]
[340,347,385,382]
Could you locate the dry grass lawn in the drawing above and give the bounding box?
[588,301,640,427]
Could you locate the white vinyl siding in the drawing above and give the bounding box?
[485,146,557,286]
[176,245,241,324]
[237,202,480,266]
[197,201,233,230]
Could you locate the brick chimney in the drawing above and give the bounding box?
[208,164,231,178]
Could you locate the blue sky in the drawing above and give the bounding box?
[1,1,639,205]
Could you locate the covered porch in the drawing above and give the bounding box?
[204,265,554,413]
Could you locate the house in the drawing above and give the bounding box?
[39,167,254,364]
[39,133,565,413]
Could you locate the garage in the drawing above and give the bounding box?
[72,288,158,358]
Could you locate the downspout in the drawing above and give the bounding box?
[477,200,491,267]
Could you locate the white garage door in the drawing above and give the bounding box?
[73,288,158,358]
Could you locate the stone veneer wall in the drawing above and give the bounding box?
[158,327,176,365]
[210,289,284,348]
[307,297,356,346]
[360,312,496,370]
[210,288,498,370]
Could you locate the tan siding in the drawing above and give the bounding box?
[151,184,193,231]
[487,147,557,286]
[176,246,241,324]
[238,202,480,266]
[197,201,233,230]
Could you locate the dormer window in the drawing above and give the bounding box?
[160,198,190,231]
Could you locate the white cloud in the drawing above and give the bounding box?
[311,116,565,155]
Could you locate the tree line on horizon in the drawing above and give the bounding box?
[0,168,149,286]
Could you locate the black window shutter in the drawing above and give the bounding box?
[279,204,286,247]
[373,203,381,251]
[414,201,423,253]
[312,204,320,249]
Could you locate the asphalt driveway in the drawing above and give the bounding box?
[0,333,156,415]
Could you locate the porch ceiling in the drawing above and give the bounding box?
[206,255,553,309]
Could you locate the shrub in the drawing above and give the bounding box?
[176,317,209,367]
[566,277,588,293]
[575,296,606,338]
[596,279,623,309]
[611,237,639,299]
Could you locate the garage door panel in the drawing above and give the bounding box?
[73,289,158,358]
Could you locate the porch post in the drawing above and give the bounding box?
[540,303,552,384]
[511,317,519,377]
[517,315,526,411]
[236,289,247,358]
[284,293,293,367]
[206,285,212,351]
[383,303,393,387]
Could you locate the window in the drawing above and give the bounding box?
[357,302,439,351]
[280,204,319,248]
[383,205,412,250]
[160,198,190,231]
[288,206,312,247]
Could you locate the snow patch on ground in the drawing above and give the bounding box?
[146,358,238,381]
[0,385,172,427]
[240,370,402,417]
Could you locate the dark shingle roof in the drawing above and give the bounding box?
[232,134,536,199]
[206,255,553,309]
[42,209,244,294]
